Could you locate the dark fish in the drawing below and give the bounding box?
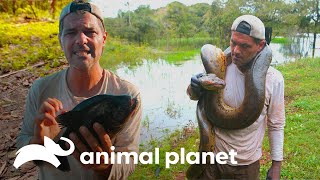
[56,94,138,171]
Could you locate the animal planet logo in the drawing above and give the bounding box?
[13,136,75,169]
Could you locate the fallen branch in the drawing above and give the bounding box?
[0,62,45,79]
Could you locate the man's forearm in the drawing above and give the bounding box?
[267,160,282,179]
[268,129,284,161]
[271,160,281,168]
[94,164,113,180]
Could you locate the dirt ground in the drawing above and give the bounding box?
[0,69,38,179]
[0,65,67,179]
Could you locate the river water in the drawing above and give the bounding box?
[270,34,320,64]
[115,38,320,144]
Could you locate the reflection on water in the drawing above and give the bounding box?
[116,58,204,143]
[116,36,320,143]
[270,34,320,64]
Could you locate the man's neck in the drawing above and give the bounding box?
[66,65,104,97]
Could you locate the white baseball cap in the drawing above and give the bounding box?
[231,15,265,40]
[59,0,104,27]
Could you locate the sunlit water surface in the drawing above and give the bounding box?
[115,37,320,143]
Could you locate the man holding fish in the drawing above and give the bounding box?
[17,1,142,179]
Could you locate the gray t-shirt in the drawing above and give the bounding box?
[17,68,142,180]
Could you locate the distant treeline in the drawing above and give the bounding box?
[105,0,319,50]
[1,0,319,51]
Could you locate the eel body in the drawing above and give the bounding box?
[187,44,272,179]
[201,44,272,129]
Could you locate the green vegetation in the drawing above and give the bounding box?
[130,58,320,179]
[1,1,319,178]
[273,58,320,178]
[0,19,64,72]
[0,19,201,73]
[2,0,320,72]
[0,19,158,73]
[1,0,320,66]
[153,37,213,51]
[101,38,158,70]
[160,49,199,64]
[106,0,320,53]
[271,37,290,44]
[0,1,69,20]
[130,129,199,179]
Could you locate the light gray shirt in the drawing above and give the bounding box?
[17,69,142,180]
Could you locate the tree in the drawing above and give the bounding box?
[203,0,245,48]
[165,2,196,38]
[0,0,69,20]
[250,0,307,41]
[308,0,320,57]
[292,0,320,57]
[189,3,211,35]
[131,5,159,44]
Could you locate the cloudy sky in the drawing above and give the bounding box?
[91,0,214,17]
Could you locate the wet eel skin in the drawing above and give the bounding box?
[201,44,272,130]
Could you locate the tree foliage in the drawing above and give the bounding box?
[1,0,319,52]
[0,0,69,19]
[105,0,319,50]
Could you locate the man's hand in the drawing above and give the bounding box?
[266,160,281,180]
[69,123,112,178]
[198,73,225,90]
[187,73,205,100]
[187,73,226,100]
[31,98,63,145]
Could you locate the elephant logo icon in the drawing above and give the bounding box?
[13,136,75,169]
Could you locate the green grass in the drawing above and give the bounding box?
[159,49,200,63]
[0,20,64,72]
[0,19,157,72]
[153,37,213,51]
[271,37,290,44]
[270,58,320,178]
[0,19,200,73]
[131,58,320,179]
[130,129,199,179]
[100,38,159,70]
[1,16,319,179]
